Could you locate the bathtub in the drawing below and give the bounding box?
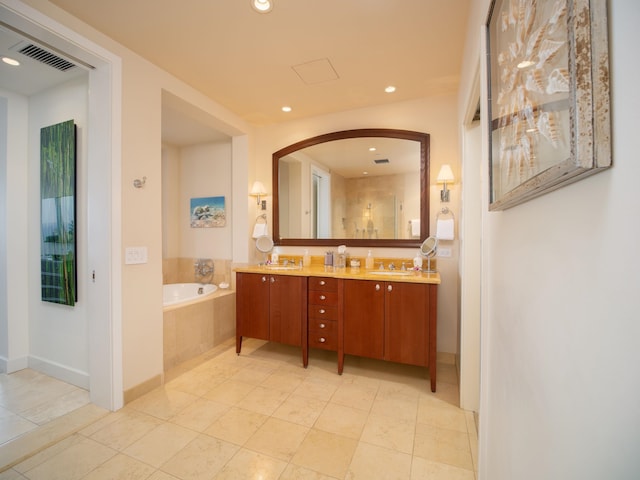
[162,282,234,372]
[163,283,217,308]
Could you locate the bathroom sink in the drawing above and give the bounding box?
[369,270,415,276]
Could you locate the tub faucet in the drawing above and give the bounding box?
[194,259,214,278]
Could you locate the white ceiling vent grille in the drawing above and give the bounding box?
[18,44,76,72]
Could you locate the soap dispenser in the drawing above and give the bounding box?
[303,249,311,267]
[271,247,279,264]
[365,250,374,269]
[413,250,423,270]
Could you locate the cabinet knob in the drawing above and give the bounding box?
[261,276,267,282]
[319,309,326,314]
[319,323,326,329]
[319,280,326,286]
[270,277,275,283]
[375,284,381,291]
[388,284,393,292]
[319,337,326,343]
[320,295,326,300]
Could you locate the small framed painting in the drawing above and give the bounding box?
[190,196,226,228]
[486,0,611,210]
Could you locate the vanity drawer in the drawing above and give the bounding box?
[308,304,338,320]
[309,290,338,305]
[309,277,338,292]
[309,317,337,335]
[309,330,337,350]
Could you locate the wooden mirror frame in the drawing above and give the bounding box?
[272,128,430,247]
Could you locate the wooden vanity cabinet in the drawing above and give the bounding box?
[342,278,437,392]
[236,272,308,366]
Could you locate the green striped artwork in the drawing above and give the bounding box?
[40,119,77,306]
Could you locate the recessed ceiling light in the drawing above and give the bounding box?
[281,106,292,112]
[251,0,273,13]
[385,85,396,93]
[363,171,369,175]
[369,147,376,152]
[2,56,20,66]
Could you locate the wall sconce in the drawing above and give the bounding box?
[250,181,267,210]
[437,165,455,202]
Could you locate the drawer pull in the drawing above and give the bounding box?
[319,280,326,286]
[320,295,326,300]
[375,284,381,291]
[270,277,275,283]
[388,284,393,292]
[319,337,326,343]
[319,323,326,329]
[319,309,326,314]
[261,276,267,282]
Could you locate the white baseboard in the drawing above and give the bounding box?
[28,355,89,389]
[0,355,29,374]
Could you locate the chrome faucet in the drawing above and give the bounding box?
[194,259,214,278]
[388,263,396,270]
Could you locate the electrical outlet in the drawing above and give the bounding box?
[437,247,452,258]
[125,246,148,264]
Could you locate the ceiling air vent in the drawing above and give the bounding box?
[374,159,389,164]
[18,44,76,72]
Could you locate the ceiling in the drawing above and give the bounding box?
[1,0,470,144]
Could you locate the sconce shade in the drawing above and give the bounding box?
[250,181,267,196]
[437,164,455,183]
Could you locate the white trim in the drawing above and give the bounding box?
[28,354,89,389]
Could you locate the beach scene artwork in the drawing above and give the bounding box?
[190,196,226,228]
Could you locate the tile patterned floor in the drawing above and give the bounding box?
[0,339,478,479]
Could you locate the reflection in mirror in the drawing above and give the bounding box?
[273,129,430,248]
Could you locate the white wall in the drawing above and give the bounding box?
[255,95,461,354]
[456,0,640,478]
[179,142,233,260]
[0,91,30,372]
[161,145,180,259]
[27,76,90,386]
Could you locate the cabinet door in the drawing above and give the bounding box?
[385,282,429,367]
[269,275,306,346]
[236,273,270,341]
[343,279,384,359]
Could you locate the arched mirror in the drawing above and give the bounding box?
[273,129,430,247]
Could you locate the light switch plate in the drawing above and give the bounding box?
[125,246,148,264]
[437,247,452,258]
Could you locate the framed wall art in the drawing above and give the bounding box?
[486,0,611,210]
[190,196,226,228]
[40,119,77,306]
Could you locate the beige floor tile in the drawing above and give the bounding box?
[271,394,327,427]
[346,442,412,480]
[330,383,378,411]
[314,402,368,439]
[214,448,287,480]
[410,457,475,480]
[82,453,156,480]
[20,437,116,480]
[260,370,306,393]
[370,391,418,422]
[204,407,268,445]
[0,469,28,479]
[20,388,90,425]
[235,385,290,416]
[127,388,199,421]
[13,434,84,474]
[87,409,165,451]
[169,397,230,432]
[416,398,468,433]
[413,422,474,471]
[161,434,239,480]
[202,380,255,405]
[279,463,340,480]
[360,412,416,453]
[148,471,180,480]
[291,429,358,479]
[292,377,339,402]
[123,422,198,468]
[165,370,226,397]
[229,365,275,385]
[0,410,38,445]
[244,417,309,461]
